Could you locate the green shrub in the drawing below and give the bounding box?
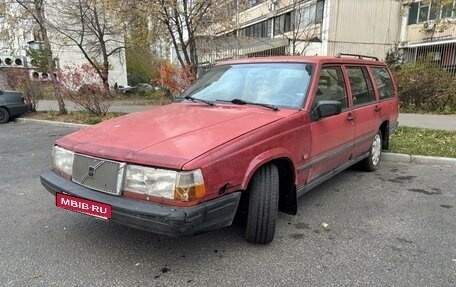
[127,73,149,87]
[84,117,103,125]
[394,58,456,114]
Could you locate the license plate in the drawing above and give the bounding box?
[56,193,112,220]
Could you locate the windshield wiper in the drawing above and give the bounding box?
[217,98,279,111]
[184,95,214,106]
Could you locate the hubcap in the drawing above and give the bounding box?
[371,134,381,166]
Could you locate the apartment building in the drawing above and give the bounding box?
[198,0,403,67]
[400,0,456,74]
[0,2,127,88]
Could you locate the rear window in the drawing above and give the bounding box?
[371,67,395,100]
[346,66,375,106]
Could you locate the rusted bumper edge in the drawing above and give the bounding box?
[40,170,241,237]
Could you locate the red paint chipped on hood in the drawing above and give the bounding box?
[56,103,294,169]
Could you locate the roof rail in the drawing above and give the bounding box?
[335,53,379,61]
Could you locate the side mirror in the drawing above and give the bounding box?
[311,100,342,121]
[0,90,3,95]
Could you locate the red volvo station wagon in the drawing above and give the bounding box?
[41,54,399,244]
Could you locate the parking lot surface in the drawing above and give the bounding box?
[1,121,455,287]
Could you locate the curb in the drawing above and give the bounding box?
[382,152,456,167]
[14,118,456,167]
[15,117,90,128]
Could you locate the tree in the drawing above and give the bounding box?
[122,5,163,86]
[14,0,67,114]
[133,0,230,77]
[282,0,325,56]
[385,42,404,71]
[59,64,113,116]
[50,0,126,96]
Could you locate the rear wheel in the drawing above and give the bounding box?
[245,164,279,244]
[358,130,382,171]
[0,107,9,124]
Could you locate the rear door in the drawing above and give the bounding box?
[370,66,399,132]
[345,66,381,157]
[307,65,355,183]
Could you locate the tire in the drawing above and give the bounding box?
[245,164,279,244]
[358,130,382,172]
[0,107,9,124]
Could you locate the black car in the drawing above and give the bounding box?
[0,89,28,124]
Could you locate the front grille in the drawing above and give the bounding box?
[72,154,125,195]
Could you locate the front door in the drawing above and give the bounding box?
[307,65,355,183]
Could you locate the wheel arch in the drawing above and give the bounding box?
[0,106,10,123]
[379,120,389,150]
[241,151,297,215]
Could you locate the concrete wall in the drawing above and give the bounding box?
[405,23,456,45]
[325,0,402,59]
[55,45,127,87]
[0,2,127,86]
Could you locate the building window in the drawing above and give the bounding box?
[246,0,264,8]
[418,3,430,22]
[273,11,293,36]
[239,0,324,37]
[295,0,324,29]
[297,3,316,28]
[442,2,455,18]
[315,0,324,24]
[408,0,456,25]
[240,18,271,38]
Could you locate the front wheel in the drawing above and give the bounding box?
[0,107,10,124]
[245,164,279,244]
[358,130,382,172]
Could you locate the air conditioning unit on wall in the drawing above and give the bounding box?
[423,21,435,32]
[0,56,26,67]
[29,70,52,81]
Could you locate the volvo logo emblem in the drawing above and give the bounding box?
[88,166,96,178]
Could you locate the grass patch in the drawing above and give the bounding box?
[389,126,456,158]
[114,93,173,106]
[24,110,125,125]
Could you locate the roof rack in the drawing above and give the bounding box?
[335,53,379,61]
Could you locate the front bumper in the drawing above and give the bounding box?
[40,170,241,236]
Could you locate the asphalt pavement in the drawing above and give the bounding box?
[398,113,456,131]
[1,121,455,287]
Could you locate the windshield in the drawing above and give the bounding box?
[180,63,313,109]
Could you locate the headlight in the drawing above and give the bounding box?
[52,146,74,176]
[124,165,206,202]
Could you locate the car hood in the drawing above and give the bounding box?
[57,103,294,169]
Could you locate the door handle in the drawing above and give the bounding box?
[347,113,356,121]
[375,105,382,112]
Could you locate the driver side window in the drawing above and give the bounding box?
[315,66,348,109]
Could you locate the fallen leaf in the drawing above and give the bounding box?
[135,263,143,267]
[31,273,43,279]
[321,222,329,229]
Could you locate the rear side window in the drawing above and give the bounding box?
[315,66,348,109]
[346,67,375,106]
[371,67,395,100]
